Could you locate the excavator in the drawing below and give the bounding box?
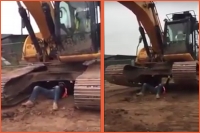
[2,1,100,110]
[105,2,199,88]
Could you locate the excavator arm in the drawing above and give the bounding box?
[19,1,101,62]
[18,1,61,61]
[21,2,51,39]
[119,2,163,56]
[118,2,198,62]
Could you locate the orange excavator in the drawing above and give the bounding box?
[2,1,100,109]
[105,2,199,87]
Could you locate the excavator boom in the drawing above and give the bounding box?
[21,2,51,39]
[19,1,100,62]
[119,1,163,54]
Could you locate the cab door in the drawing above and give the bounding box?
[54,1,100,56]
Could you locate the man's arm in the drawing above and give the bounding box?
[165,75,171,87]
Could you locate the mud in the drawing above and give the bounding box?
[104,82,199,132]
[2,96,100,132]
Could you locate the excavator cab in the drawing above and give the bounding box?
[163,10,199,61]
[54,2,100,56]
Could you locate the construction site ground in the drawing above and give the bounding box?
[1,68,100,132]
[104,81,199,132]
[2,96,100,132]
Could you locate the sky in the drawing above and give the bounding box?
[1,1,41,34]
[105,1,199,55]
[1,1,100,35]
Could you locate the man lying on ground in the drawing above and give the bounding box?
[22,82,68,110]
[136,76,171,99]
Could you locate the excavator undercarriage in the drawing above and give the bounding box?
[2,61,100,109]
[105,61,199,87]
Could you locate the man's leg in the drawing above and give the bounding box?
[22,86,54,107]
[155,84,163,99]
[136,83,154,96]
[52,86,61,110]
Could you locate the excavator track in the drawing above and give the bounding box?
[2,62,101,110]
[172,61,198,86]
[170,61,199,131]
[1,63,45,106]
[74,63,100,110]
[105,64,134,86]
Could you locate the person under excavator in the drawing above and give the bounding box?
[136,76,171,99]
[22,82,68,110]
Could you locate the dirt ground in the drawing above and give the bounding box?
[104,82,199,132]
[2,96,100,132]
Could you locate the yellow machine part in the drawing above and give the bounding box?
[19,0,100,60]
[59,53,100,62]
[118,2,195,63]
[22,2,51,39]
[119,2,163,54]
[21,1,100,63]
[22,33,100,63]
[135,48,150,64]
[164,53,194,61]
[135,47,194,64]
[21,1,52,63]
[22,33,48,62]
